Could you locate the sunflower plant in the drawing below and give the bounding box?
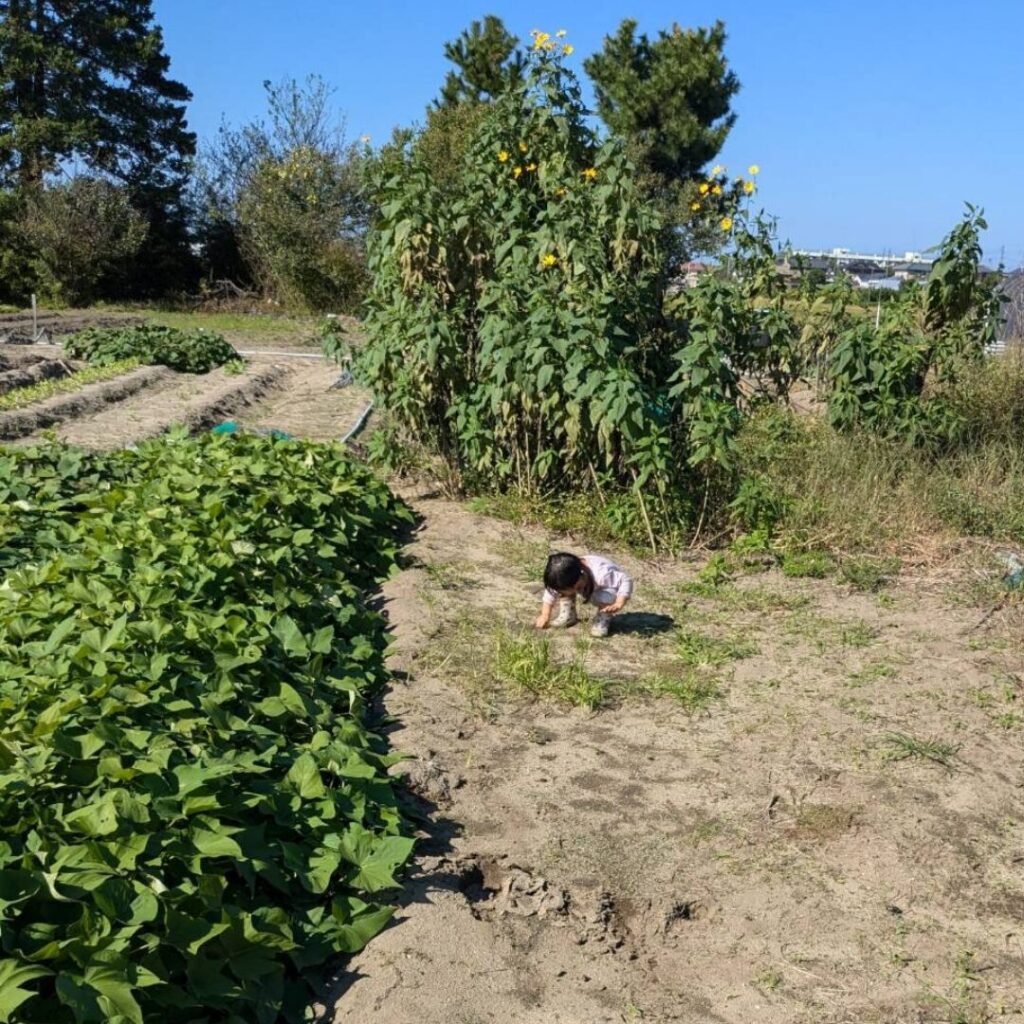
[360,34,797,547]
[361,35,664,495]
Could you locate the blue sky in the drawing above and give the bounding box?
[152,0,1024,266]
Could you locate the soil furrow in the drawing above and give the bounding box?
[0,356,77,394]
[46,362,291,449]
[233,357,371,442]
[0,365,172,440]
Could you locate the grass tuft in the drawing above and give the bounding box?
[631,671,722,711]
[781,550,835,579]
[491,629,607,710]
[882,731,961,768]
[675,628,757,667]
[839,554,901,591]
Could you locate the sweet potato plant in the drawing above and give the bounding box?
[0,432,413,1023]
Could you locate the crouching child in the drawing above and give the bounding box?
[535,551,633,638]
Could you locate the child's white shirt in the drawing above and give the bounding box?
[543,554,634,606]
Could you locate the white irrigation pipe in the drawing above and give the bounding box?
[237,350,325,359]
[341,401,374,445]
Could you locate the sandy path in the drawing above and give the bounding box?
[323,491,1024,1024]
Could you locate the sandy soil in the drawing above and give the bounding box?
[0,365,173,440]
[322,492,1024,1024]
[234,356,371,441]
[47,360,289,448]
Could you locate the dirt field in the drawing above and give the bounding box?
[317,493,1024,1024]
[3,317,1022,1023]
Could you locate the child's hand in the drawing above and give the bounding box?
[534,614,550,630]
[600,596,627,614]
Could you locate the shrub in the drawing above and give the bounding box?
[0,190,37,306]
[0,433,413,1022]
[237,145,368,312]
[824,207,1004,443]
[200,77,370,313]
[64,323,239,374]
[20,177,147,306]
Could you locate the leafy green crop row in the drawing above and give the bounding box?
[0,359,142,412]
[0,432,413,1023]
[64,324,239,374]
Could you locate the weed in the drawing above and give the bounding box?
[840,554,901,591]
[491,629,607,710]
[633,671,721,711]
[676,628,756,668]
[781,550,835,579]
[689,818,725,846]
[422,560,476,591]
[755,967,783,994]
[681,553,734,596]
[849,661,897,686]
[792,803,857,840]
[725,585,811,614]
[882,731,961,768]
[839,620,879,647]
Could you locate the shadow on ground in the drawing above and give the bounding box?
[610,610,675,636]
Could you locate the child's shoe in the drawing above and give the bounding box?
[550,597,578,628]
[590,611,612,638]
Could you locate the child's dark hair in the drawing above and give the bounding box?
[544,552,593,598]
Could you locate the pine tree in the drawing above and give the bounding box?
[0,0,195,187]
[435,15,524,109]
[585,19,739,184]
[0,0,197,294]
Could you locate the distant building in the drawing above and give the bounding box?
[999,269,1024,342]
[893,260,932,282]
[678,261,709,288]
[853,275,903,291]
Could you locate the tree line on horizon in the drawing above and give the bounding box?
[0,4,740,311]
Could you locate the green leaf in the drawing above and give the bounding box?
[286,753,326,800]
[191,827,243,859]
[165,908,230,954]
[0,961,51,1021]
[351,835,415,892]
[63,799,119,837]
[84,965,144,1024]
[273,614,309,656]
